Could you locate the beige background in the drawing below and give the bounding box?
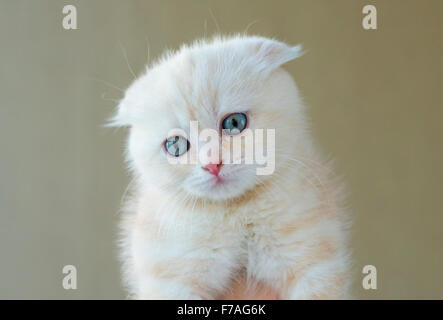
[1,0,442,299]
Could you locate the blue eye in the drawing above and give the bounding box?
[222,113,247,134]
[165,136,190,157]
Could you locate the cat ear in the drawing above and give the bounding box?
[106,98,132,127]
[253,38,304,73]
[106,71,150,127]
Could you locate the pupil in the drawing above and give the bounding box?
[166,136,186,157]
[231,118,238,128]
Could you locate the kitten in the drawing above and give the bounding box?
[111,35,351,299]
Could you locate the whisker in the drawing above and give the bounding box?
[101,92,120,103]
[88,76,125,93]
[145,36,151,67]
[119,41,137,80]
[208,8,220,34]
[244,20,259,35]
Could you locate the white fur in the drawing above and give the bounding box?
[112,35,351,299]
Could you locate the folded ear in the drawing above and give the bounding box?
[106,98,132,127]
[253,38,303,73]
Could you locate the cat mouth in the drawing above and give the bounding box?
[195,166,250,197]
[201,173,230,189]
[211,175,226,185]
[208,168,243,186]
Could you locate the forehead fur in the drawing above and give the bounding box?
[110,35,302,128]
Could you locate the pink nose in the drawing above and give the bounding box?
[203,163,222,176]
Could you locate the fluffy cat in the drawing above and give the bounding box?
[111,35,351,299]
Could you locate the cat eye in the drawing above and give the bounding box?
[221,113,247,135]
[164,136,190,157]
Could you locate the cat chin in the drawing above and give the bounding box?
[191,191,247,202]
[187,188,248,202]
[185,178,254,202]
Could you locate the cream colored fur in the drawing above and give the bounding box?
[112,35,351,299]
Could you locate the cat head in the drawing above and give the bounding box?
[110,35,307,201]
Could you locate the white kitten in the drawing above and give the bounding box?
[111,35,351,299]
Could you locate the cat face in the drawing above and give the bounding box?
[112,36,306,201]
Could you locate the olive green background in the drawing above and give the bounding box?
[1,0,442,299]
